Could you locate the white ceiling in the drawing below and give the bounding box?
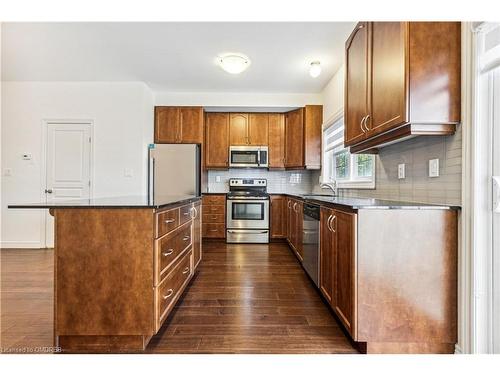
[1,22,355,93]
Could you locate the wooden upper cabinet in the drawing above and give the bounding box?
[229,113,249,145]
[345,22,370,146]
[179,107,204,143]
[205,113,229,169]
[332,209,356,338]
[270,195,287,239]
[345,22,460,153]
[248,114,269,146]
[268,113,285,169]
[304,105,323,169]
[155,106,204,144]
[284,108,304,169]
[284,106,322,169]
[155,107,180,143]
[369,22,408,137]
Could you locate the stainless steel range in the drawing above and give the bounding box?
[226,178,269,243]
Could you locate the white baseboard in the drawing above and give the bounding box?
[0,241,43,249]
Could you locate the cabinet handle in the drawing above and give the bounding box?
[331,215,337,233]
[287,201,292,209]
[183,211,190,216]
[293,202,298,212]
[182,267,190,274]
[163,289,174,299]
[162,249,174,257]
[364,114,371,132]
[360,116,367,133]
[164,218,175,224]
[182,236,190,241]
[327,215,333,232]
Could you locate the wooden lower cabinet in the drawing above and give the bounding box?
[192,200,202,269]
[317,205,458,354]
[285,197,303,261]
[270,195,287,239]
[319,207,356,337]
[331,209,356,337]
[202,194,226,238]
[52,199,202,353]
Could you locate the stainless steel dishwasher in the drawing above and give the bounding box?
[302,203,320,287]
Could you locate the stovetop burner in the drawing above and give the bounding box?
[227,178,268,200]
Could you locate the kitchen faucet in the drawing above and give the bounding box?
[320,181,338,196]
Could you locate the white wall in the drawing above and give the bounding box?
[1,81,154,248]
[155,91,322,107]
[321,65,345,122]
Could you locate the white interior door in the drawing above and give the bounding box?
[45,122,91,247]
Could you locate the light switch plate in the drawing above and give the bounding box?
[398,164,405,179]
[429,159,439,178]
[124,168,134,177]
[216,175,221,183]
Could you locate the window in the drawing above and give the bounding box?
[321,113,375,189]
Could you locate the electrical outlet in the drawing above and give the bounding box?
[398,164,405,179]
[22,153,32,160]
[429,159,439,178]
[216,175,221,183]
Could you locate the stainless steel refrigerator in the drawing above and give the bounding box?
[148,144,201,203]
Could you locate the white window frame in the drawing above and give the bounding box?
[320,109,376,189]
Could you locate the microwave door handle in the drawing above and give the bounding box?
[257,148,261,166]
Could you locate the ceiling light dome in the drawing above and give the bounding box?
[217,53,251,74]
[309,61,321,78]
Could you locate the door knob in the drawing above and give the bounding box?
[45,189,53,194]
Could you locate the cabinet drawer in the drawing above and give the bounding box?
[202,195,225,205]
[154,221,192,285]
[202,213,225,223]
[203,204,225,215]
[155,250,192,332]
[202,223,226,238]
[156,208,179,238]
[179,204,193,226]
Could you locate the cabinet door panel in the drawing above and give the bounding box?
[248,113,269,146]
[180,107,204,143]
[320,207,334,304]
[155,107,180,143]
[345,22,370,146]
[285,108,304,168]
[193,201,202,269]
[370,22,408,136]
[332,210,356,337]
[205,113,229,168]
[229,113,249,145]
[270,195,287,239]
[268,114,285,168]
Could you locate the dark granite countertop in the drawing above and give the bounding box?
[8,195,201,210]
[284,193,460,210]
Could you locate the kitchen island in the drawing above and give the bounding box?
[9,195,202,353]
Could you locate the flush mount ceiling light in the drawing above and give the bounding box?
[217,53,251,74]
[309,61,322,78]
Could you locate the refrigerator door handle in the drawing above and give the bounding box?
[148,156,155,204]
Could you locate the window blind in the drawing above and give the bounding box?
[324,117,344,152]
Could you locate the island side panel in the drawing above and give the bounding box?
[356,209,458,353]
[53,208,155,342]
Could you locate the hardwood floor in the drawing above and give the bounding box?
[146,242,357,353]
[1,249,54,352]
[0,243,357,354]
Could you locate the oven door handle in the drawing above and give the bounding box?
[227,230,269,234]
[227,199,269,203]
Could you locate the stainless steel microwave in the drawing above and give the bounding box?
[229,146,268,168]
